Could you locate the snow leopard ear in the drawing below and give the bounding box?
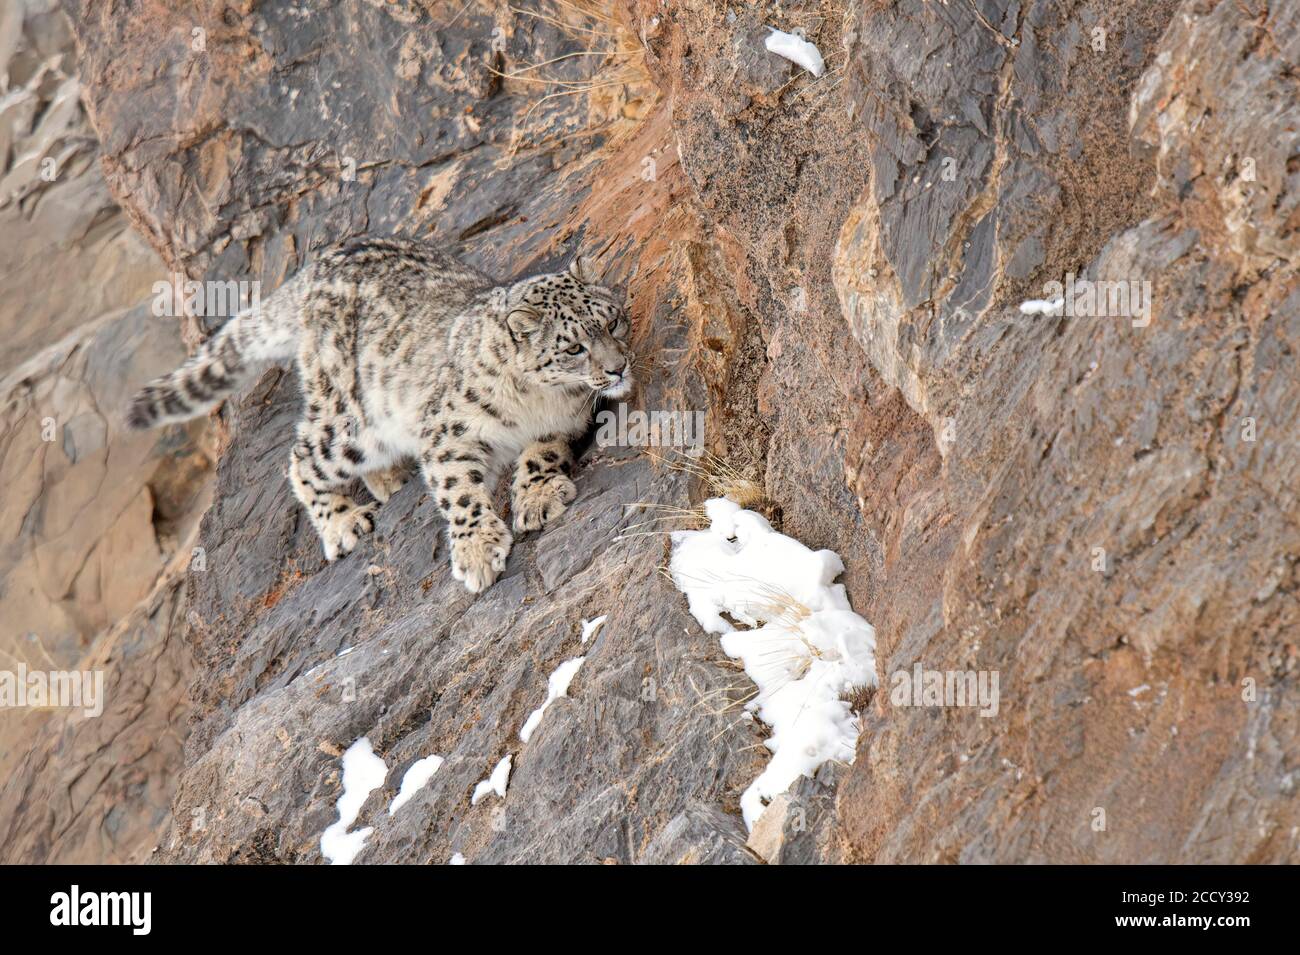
[505,303,542,342]
[568,255,599,285]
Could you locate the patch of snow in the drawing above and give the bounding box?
[388,754,444,815]
[320,737,388,865]
[449,853,466,865]
[520,657,586,743]
[669,498,877,831]
[764,28,825,77]
[580,615,607,644]
[1019,297,1064,316]
[470,754,512,806]
[1128,684,1151,698]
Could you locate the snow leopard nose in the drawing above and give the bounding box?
[604,363,625,378]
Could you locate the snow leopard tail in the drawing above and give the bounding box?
[127,280,303,431]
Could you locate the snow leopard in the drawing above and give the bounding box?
[128,236,634,593]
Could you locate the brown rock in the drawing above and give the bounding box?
[0,0,212,864]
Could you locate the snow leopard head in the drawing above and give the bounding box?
[499,257,634,398]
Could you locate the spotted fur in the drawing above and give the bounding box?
[128,237,633,592]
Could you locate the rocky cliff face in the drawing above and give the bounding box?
[18,0,1295,863]
[0,0,212,863]
[833,0,1299,863]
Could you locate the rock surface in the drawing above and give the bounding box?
[831,0,1300,864]
[0,0,211,864]
[17,0,1295,863]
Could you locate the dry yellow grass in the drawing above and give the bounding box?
[618,501,708,541]
[648,447,768,510]
[490,0,655,131]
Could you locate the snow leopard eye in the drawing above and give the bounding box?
[565,343,585,355]
[608,314,625,336]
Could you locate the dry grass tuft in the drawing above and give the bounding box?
[843,683,876,715]
[492,0,655,134]
[618,501,708,541]
[648,448,768,511]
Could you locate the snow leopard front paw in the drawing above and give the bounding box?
[511,475,577,533]
[320,502,378,561]
[449,513,512,593]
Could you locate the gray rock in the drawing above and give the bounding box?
[643,801,759,865]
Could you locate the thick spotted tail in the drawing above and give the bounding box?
[127,289,300,430]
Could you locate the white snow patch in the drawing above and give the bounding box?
[1019,297,1064,316]
[449,852,466,865]
[580,615,607,644]
[388,754,444,815]
[1128,684,1151,698]
[320,737,388,865]
[520,657,586,743]
[669,498,877,831]
[764,28,825,77]
[471,754,512,805]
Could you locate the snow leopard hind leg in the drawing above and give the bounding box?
[287,371,381,562]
